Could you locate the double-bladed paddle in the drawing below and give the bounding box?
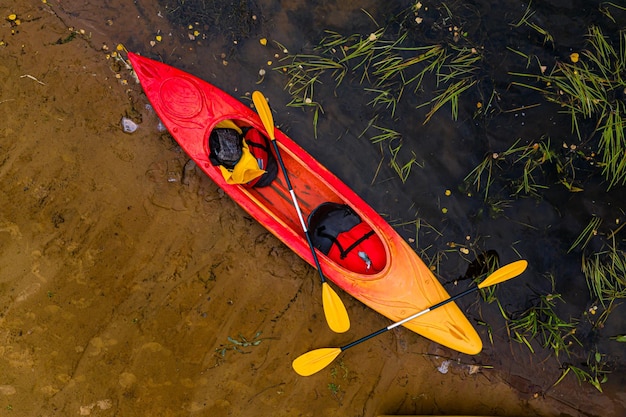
[252,90,350,334]
[292,259,528,376]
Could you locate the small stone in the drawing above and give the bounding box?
[121,117,138,133]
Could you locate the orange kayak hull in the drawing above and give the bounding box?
[128,52,482,355]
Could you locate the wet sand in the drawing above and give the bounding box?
[1,1,624,416]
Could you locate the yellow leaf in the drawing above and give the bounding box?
[259,38,267,46]
[8,13,17,21]
[570,52,579,63]
[155,35,162,42]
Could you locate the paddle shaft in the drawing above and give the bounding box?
[340,286,479,351]
[270,139,328,283]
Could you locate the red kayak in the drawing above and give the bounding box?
[128,52,482,355]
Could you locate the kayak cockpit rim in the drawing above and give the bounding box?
[204,116,392,281]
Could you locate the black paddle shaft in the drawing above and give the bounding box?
[270,140,328,283]
[340,286,480,351]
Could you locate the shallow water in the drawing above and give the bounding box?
[2,0,625,416]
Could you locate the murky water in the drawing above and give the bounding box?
[2,0,625,415]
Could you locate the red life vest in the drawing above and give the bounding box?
[308,203,386,275]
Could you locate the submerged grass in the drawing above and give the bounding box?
[463,137,560,201]
[569,216,603,253]
[507,289,581,358]
[275,3,482,179]
[554,349,611,393]
[511,26,626,188]
[510,1,554,46]
[581,238,626,306]
[277,26,481,130]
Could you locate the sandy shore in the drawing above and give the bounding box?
[1,1,623,416]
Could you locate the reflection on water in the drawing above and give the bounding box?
[35,0,626,415]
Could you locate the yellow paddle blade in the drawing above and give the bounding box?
[252,91,276,140]
[292,347,342,376]
[478,260,528,289]
[322,282,350,333]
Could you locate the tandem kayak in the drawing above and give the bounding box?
[127,52,482,355]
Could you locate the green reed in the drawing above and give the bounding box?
[477,261,610,392]
[510,1,554,45]
[569,216,603,252]
[511,26,626,188]
[463,139,531,200]
[362,123,402,144]
[600,2,626,23]
[273,4,484,182]
[581,238,626,306]
[475,254,501,304]
[512,139,556,196]
[275,7,482,136]
[388,140,422,183]
[214,331,265,359]
[553,348,610,392]
[463,134,583,203]
[507,287,581,358]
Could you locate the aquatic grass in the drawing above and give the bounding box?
[360,120,423,182]
[502,274,582,358]
[363,123,402,144]
[511,26,626,188]
[600,1,626,23]
[420,78,477,124]
[391,217,443,253]
[587,298,621,332]
[470,253,501,304]
[371,43,447,87]
[597,105,626,188]
[509,1,554,46]
[388,140,422,183]
[568,216,603,252]
[485,198,513,218]
[463,135,582,203]
[507,290,581,358]
[437,45,482,84]
[569,218,626,332]
[581,238,626,306]
[464,153,498,200]
[476,320,495,345]
[323,28,387,76]
[554,349,610,392]
[275,5,483,153]
[463,139,529,200]
[364,87,401,116]
[506,46,545,69]
[214,331,266,359]
[464,133,588,200]
[511,139,556,197]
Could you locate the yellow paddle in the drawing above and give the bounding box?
[252,91,350,334]
[292,260,528,376]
